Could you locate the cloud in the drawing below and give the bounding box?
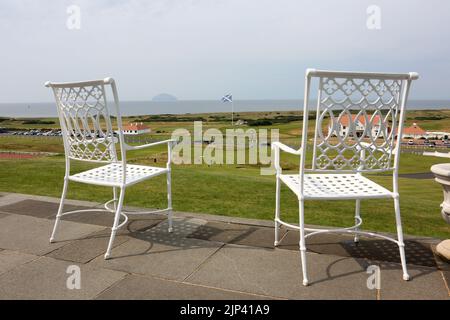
[0,0,449,102]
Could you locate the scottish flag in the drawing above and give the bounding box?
[221,94,232,103]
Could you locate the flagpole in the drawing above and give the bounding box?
[231,97,234,126]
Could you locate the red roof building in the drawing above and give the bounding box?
[123,122,151,135]
[329,114,387,138]
[403,123,426,138]
[337,114,382,127]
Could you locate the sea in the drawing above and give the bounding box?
[0,100,449,118]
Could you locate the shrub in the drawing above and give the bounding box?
[22,120,55,125]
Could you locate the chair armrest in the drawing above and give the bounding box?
[271,142,302,155]
[272,142,301,174]
[124,139,176,151]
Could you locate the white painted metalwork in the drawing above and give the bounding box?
[273,69,418,286]
[45,78,175,259]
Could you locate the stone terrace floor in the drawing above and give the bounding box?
[0,192,448,300]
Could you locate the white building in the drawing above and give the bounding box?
[330,114,386,138]
[402,123,449,140]
[122,122,151,135]
[235,119,248,126]
[426,131,450,140]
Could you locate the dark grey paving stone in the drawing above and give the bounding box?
[57,211,117,227]
[2,198,167,229]
[0,199,88,219]
[0,256,126,299]
[279,230,357,256]
[96,274,269,300]
[0,214,103,255]
[378,263,449,300]
[59,212,166,229]
[187,221,287,249]
[90,223,222,281]
[0,250,37,276]
[186,244,376,300]
[280,230,437,268]
[0,199,166,229]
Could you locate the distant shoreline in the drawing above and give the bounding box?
[0,99,449,118]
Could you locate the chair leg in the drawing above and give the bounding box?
[394,196,410,281]
[274,176,281,246]
[299,199,309,286]
[112,187,118,210]
[167,170,173,233]
[50,178,69,243]
[354,199,361,243]
[105,187,125,260]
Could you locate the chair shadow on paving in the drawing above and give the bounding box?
[187,221,441,282]
[303,235,439,283]
[341,239,437,268]
[186,221,283,249]
[108,218,216,259]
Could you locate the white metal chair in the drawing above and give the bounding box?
[272,69,419,286]
[45,78,174,259]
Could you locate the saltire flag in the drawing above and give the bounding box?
[221,94,232,103]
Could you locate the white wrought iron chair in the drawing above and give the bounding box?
[272,69,419,286]
[45,78,174,259]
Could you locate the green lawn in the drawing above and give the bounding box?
[0,141,448,239]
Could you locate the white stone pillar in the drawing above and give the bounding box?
[431,163,450,261]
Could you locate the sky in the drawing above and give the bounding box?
[0,0,449,102]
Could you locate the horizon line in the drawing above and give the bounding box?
[1,98,449,105]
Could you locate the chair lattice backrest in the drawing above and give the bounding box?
[46,79,124,163]
[302,70,417,173]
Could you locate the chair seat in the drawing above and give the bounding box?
[280,173,393,200]
[69,163,168,187]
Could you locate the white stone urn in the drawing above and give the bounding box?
[430,163,450,261]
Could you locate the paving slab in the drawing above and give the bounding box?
[431,244,450,296]
[0,250,38,276]
[186,244,376,300]
[47,229,129,264]
[280,230,438,268]
[0,199,89,219]
[378,263,449,300]
[187,221,287,249]
[96,274,269,300]
[279,230,358,256]
[0,214,103,255]
[0,256,126,300]
[90,218,222,281]
[46,217,168,264]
